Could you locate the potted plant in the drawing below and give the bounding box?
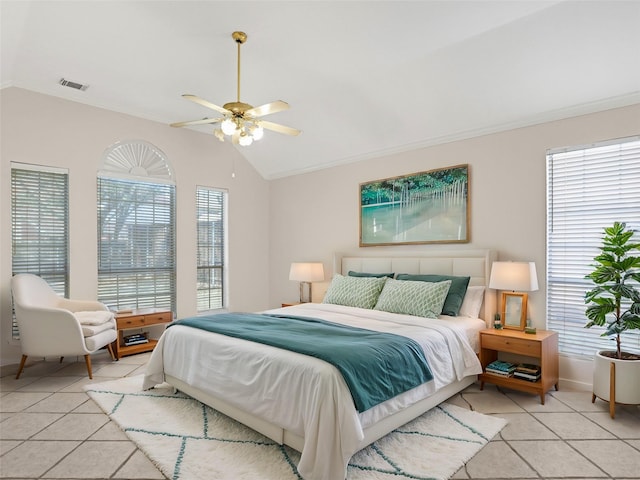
[584,221,640,418]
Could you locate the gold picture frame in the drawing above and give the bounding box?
[359,164,469,246]
[501,292,527,330]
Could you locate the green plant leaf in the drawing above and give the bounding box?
[584,222,640,356]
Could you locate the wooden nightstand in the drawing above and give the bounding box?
[479,328,559,404]
[281,302,301,307]
[114,308,172,359]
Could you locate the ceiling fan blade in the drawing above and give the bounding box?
[170,117,223,128]
[182,94,230,115]
[260,120,301,136]
[245,100,290,118]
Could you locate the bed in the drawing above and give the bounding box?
[143,249,497,480]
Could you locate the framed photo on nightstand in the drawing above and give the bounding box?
[502,292,527,330]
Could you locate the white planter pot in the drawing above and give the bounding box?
[593,351,640,408]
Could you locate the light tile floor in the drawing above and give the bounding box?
[1,351,639,480]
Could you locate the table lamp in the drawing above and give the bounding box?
[489,261,538,330]
[289,262,325,303]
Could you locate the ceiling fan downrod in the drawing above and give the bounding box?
[232,31,246,105]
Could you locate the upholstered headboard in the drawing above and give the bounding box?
[330,249,497,325]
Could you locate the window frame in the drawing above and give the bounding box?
[196,186,228,312]
[11,162,69,339]
[546,136,640,357]
[97,176,177,313]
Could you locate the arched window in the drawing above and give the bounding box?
[97,140,176,313]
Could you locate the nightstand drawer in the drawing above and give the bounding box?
[144,312,172,324]
[481,334,541,356]
[117,315,147,329]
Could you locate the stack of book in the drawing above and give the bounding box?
[514,363,541,382]
[485,360,516,377]
[124,333,148,346]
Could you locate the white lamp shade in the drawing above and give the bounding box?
[221,118,237,135]
[238,133,253,146]
[289,262,325,282]
[251,125,264,140]
[489,261,539,292]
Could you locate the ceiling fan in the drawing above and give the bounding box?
[170,31,300,146]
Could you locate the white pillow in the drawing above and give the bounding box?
[458,286,485,318]
[373,278,451,319]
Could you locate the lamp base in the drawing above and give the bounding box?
[298,282,313,303]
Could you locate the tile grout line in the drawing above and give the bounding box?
[4,357,639,480]
[1,372,127,480]
[494,387,547,479]
[534,391,615,479]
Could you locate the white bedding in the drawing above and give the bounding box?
[143,302,483,480]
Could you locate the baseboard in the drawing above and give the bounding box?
[559,377,591,392]
[0,362,19,377]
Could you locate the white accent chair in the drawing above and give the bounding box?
[11,274,117,379]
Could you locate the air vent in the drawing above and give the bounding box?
[59,78,89,91]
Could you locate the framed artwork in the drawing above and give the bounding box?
[359,164,469,246]
[501,292,527,330]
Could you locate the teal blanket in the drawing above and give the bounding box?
[169,313,433,412]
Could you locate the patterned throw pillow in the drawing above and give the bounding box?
[322,274,388,309]
[374,278,452,318]
[395,274,470,317]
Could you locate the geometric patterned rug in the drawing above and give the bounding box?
[85,375,506,480]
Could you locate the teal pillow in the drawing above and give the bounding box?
[373,279,452,318]
[322,274,387,309]
[348,271,394,278]
[396,274,470,317]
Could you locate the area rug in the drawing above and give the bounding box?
[85,375,506,480]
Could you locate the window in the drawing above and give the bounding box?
[97,177,176,312]
[97,140,176,313]
[546,137,640,357]
[197,186,227,311]
[11,163,69,338]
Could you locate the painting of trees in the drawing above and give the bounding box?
[359,165,469,245]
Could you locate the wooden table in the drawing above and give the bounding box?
[114,308,172,359]
[478,328,559,404]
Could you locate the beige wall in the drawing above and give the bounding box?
[0,87,271,364]
[2,86,639,386]
[268,103,640,387]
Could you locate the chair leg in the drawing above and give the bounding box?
[106,342,116,361]
[15,355,28,379]
[84,354,93,379]
[60,356,64,363]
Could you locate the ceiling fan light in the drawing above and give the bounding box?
[238,132,253,146]
[221,118,237,135]
[214,129,225,142]
[251,125,264,141]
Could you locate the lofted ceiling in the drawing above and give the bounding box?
[2,1,639,179]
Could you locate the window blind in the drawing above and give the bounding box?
[196,186,227,311]
[97,177,176,313]
[546,137,640,357]
[11,164,69,338]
